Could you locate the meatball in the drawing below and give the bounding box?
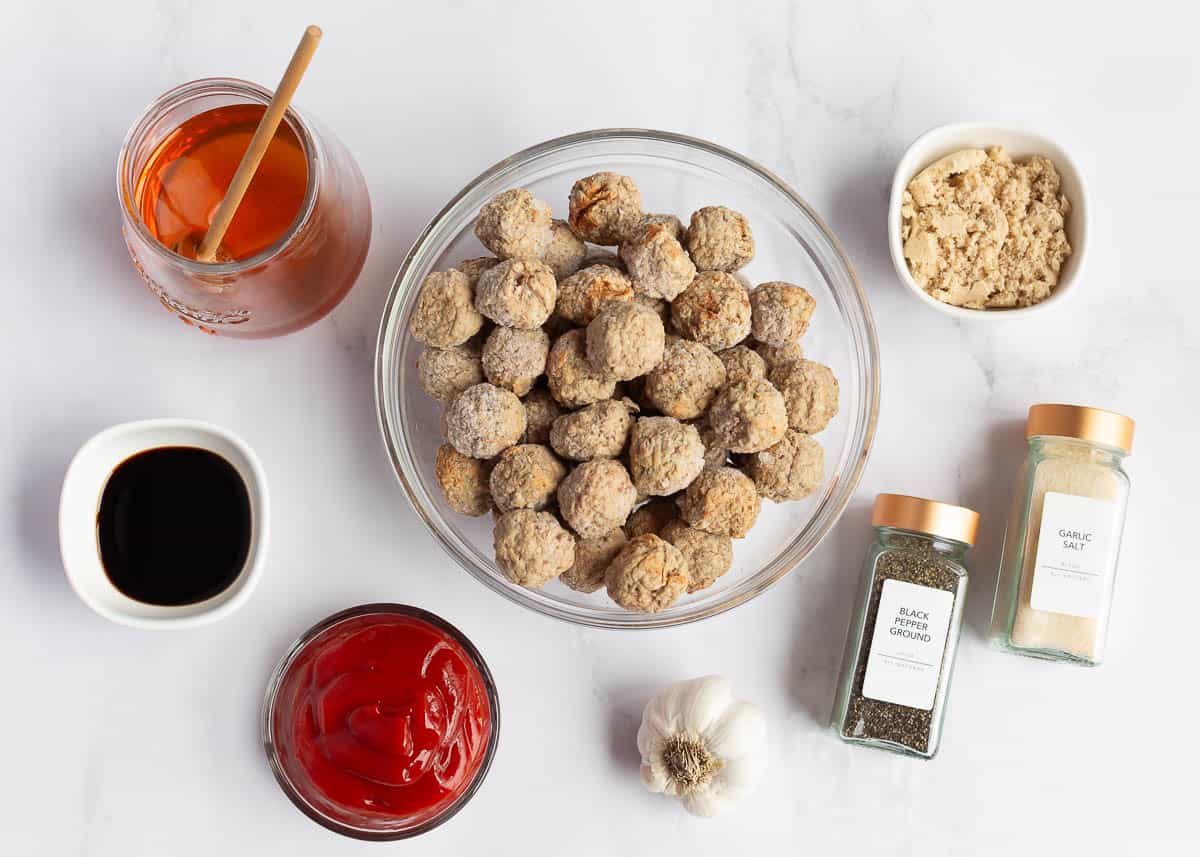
[585,301,666,381]
[624,498,678,538]
[474,258,557,330]
[754,339,804,372]
[546,329,618,408]
[443,383,527,458]
[410,269,484,347]
[769,359,840,434]
[568,172,643,245]
[679,466,761,538]
[671,271,752,351]
[605,534,689,613]
[750,282,816,347]
[474,188,554,259]
[638,213,684,241]
[489,444,568,512]
[581,249,626,272]
[434,443,494,516]
[661,519,733,594]
[628,416,705,497]
[560,527,627,594]
[557,459,637,539]
[717,344,766,384]
[417,343,483,403]
[745,430,825,502]
[455,256,501,287]
[493,509,575,588]
[555,264,635,325]
[706,378,788,453]
[644,337,726,419]
[634,294,672,329]
[550,399,636,461]
[685,206,755,272]
[520,387,562,445]
[481,326,549,396]
[619,218,697,301]
[543,219,587,280]
[696,420,728,470]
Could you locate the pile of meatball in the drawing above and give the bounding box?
[411,172,838,613]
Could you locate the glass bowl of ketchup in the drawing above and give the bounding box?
[262,604,499,840]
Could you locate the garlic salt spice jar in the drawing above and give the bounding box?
[831,495,979,759]
[990,404,1134,665]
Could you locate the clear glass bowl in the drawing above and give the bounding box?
[375,129,879,629]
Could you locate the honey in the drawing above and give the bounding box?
[134,104,308,261]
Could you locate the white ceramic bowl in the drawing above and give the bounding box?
[888,122,1089,320]
[59,419,269,629]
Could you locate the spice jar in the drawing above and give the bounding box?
[831,494,978,759]
[990,404,1134,666]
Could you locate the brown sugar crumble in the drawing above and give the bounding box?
[900,147,1072,309]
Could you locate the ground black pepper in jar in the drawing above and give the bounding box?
[829,494,979,759]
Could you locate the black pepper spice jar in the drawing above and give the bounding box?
[830,494,979,760]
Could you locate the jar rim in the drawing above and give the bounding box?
[116,77,320,275]
[871,494,979,546]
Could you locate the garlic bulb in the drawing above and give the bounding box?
[636,675,767,817]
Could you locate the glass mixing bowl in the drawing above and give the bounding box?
[375,129,879,629]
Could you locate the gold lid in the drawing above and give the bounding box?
[871,494,980,545]
[1026,403,1134,453]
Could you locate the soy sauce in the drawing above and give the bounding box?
[97,447,251,606]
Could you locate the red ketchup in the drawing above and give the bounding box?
[269,609,495,834]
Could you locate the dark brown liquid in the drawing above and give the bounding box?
[97,447,252,606]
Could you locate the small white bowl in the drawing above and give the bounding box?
[888,122,1089,321]
[59,419,269,629]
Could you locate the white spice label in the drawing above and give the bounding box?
[862,580,954,711]
[1031,491,1118,619]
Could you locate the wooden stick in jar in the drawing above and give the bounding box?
[195,25,322,262]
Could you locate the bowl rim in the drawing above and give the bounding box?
[887,121,1089,322]
[374,127,880,629]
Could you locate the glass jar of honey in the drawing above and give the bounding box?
[117,78,371,338]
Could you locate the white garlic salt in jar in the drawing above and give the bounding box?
[990,404,1135,665]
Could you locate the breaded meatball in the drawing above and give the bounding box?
[696,420,728,470]
[745,429,824,502]
[555,264,634,325]
[634,294,672,329]
[628,416,705,497]
[545,329,618,408]
[644,337,726,419]
[475,188,554,259]
[754,339,805,372]
[568,172,643,245]
[661,519,732,593]
[493,509,575,587]
[624,498,678,538]
[605,534,689,613]
[679,466,761,538]
[520,387,562,445]
[671,271,752,351]
[455,256,501,287]
[550,398,636,461]
[542,219,587,279]
[581,249,625,270]
[717,344,767,384]
[685,206,755,272]
[481,326,549,396]
[769,359,840,434]
[750,282,816,347]
[619,218,697,301]
[557,459,637,539]
[489,444,568,512]
[638,213,684,241]
[417,343,483,403]
[706,378,788,453]
[444,383,527,458]
[560,527,627,593]
[585,301,666,381]
[434,443,494,516]
[410,269,484,347]
[475,258,557,330]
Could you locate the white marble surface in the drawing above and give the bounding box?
[3,1,1198,853]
